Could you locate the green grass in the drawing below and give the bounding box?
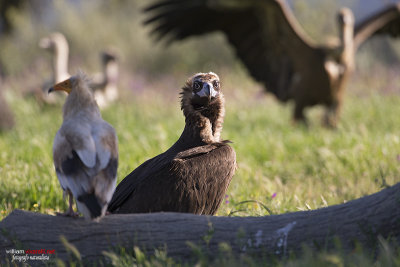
[102,237,400,267]
[1,0,400,265]
[2,84,399,219]
[1,74,400,266]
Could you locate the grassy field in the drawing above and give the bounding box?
[1,70,400,266]
[1,0,400,265]
[2,75,400,219]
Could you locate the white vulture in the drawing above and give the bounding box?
[49,71,118,220]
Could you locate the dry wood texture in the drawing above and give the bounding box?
[1,183,399,265]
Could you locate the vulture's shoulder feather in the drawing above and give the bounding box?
[54,122,96,169]
[92,121,118,171]
[54,119,117,176]
[54,118,118,201]
[107,152,171,212]
[174,141,234,160]
[108,143,236,213]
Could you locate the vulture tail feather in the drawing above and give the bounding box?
[78,193,102,218]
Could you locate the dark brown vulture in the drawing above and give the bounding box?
[50,71,118,220]
[108,72,236,215]
[144,0,400,127]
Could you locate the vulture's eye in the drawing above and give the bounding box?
[194,81,202,91]
[213,80,220,89]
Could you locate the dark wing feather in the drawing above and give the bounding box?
[77,193,102,218]
[354,3,400,50]
[143,0,318,101]
[107,152,172,212]
[108,144,236,215]
[57,153,103,219]
[175,141,230,159]
[60,150,86,176]
[143,0,232,42]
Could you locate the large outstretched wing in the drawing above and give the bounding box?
[354,3,400,51]
[107,143,236,215]
[143,0,318,101]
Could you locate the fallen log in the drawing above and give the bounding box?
[1,183,399,266]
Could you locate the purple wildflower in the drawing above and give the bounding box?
[225,194,229,204]
[271,192,277,199]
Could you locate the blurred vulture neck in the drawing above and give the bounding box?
[104,60,118,85]
[180,86,225,144]
[63,84,100,119]
[53,39,69,82]
[339,20,354,70]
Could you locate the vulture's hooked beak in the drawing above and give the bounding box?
[48,78,72,94]
[197,82,218,100]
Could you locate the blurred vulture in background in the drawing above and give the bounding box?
[40,32,119,108]
[40,32,70,84]
[0,87,14,132]
[144,0,400,127]
[90,51,119,108]
[39,32,70,104]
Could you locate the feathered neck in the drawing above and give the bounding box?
[338,8,355,70]
[53,36,69,82]
[104,58,118,85]
[180,81,225,144]
[63,75,100,119]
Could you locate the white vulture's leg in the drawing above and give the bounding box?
[56,190,80,217]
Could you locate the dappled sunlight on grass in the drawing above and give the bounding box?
[0,0,399,264]
[1,82,400,220]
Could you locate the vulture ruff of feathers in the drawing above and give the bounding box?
[144,0,400,127]
[108,72,236,215]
